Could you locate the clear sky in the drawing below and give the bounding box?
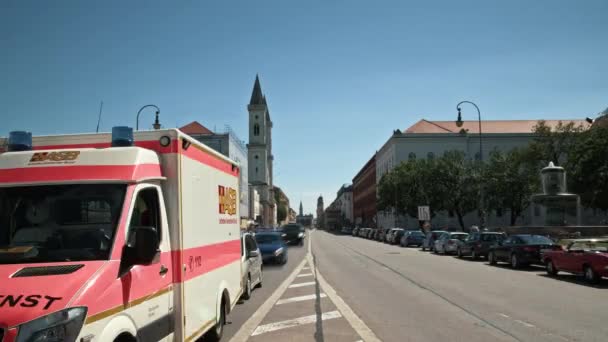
[2,0,607,214]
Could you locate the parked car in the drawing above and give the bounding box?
[434,232,469,254]
[488,234,561,268]
[377,228,388,241]
[543,238,608,283]
[368,229,377,239]
[341,227,353,235]
[457,232,507,259]
[400,230,425,247]
[282,223,305,246]
[352,227,360,236]
[359,227,369,238]
[390,228,406,245]
[385,228,398,243]
[422,230,447,251]
[241,232,263,299]
[255,231,288,264]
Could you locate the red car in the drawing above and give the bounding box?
[543,238,608,283]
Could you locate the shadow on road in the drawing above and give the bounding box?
[311,252,325,342]
[538,274,608,289]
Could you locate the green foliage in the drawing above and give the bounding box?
[485,149,540,225]
[277,204,287,222]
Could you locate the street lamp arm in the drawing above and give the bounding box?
[136,104,161,130]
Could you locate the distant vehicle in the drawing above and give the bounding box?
[241,232,263,299]
[365,228,375,239]
[369,229,378,240]
[281,223,305,246]
[543,238,608,283]
[400,230,425,247]
[358,227,368,237]
[352,227,360,236]
[488,234,561,269]
[341,227,353,234]
[377,228,389,241]
[434,232,469,254]
[422,230,447,251]
[391,228,407,245]
[457,232,507,259]
[385,228,398,243]
[255,232,288,265]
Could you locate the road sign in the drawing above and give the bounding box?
[418,206,430,221]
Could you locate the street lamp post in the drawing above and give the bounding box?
[455,100,485,228]
[136,104,161,130]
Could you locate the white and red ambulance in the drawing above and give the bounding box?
[0,127,242,342]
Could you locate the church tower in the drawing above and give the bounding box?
[248,75,275,226]
[299,201,304,217]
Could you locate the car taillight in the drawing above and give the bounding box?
[522,246,537,252]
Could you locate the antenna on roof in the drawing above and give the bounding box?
[96,101,104,133]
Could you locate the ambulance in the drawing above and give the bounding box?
[0,127,242,342]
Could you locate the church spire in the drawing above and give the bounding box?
[249,74,265,105]
[299,201,303,216]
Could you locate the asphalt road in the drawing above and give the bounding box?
[312,230,608,342]
[218,233,310,341]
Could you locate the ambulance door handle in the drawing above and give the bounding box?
[159,265,169,276]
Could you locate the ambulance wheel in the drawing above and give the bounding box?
[243,275,252,300]
[208,299,225,341]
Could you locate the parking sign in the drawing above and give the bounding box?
[418,206,430,221]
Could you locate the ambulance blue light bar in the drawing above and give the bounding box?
[7,131,33,152]
[111,126,134,147]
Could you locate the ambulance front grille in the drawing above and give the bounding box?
[12,264,84,277]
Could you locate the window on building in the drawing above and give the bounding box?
[255,167,258,174]
[474,152,481,161]
[408,152,416,160]
[254,155,259,160]
[427,152,435,160]
[254,124,260,136]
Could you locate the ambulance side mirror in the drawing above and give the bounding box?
[124,226,160,267]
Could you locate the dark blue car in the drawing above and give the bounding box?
[255,232,288,265]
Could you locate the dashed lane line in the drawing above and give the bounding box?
[296,273,314,277]
[228,258,308,342]
[275,293,327,305]
[288,281,316,288]
[251,311,343,336]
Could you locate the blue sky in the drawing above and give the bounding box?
[1,0,607,214]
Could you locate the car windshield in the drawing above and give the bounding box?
[0,184,126,264]
[481,234,504,242]
[451,234,468,241]
[255,234,281,244]
[519,235,554,245]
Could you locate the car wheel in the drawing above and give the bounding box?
[584,266,600,284]
[281,255,288,265]
[207,298,225,342]
[257,270,263,288]
[488,251,497,265]
[457,248,463,258]
[243,276,252,300]
[510,254,520,269]
[422,246,426,251]
[471,249,478,260]
[546,260,558,276]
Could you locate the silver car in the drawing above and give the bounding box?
[434,232,469,254]
[241,232,263,299]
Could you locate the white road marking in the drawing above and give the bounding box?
[251,311,342,336]
[276,293,327,305]
[288,281,316,288]
[302,266,310,270]
[297,273,314,277]
[514,319,535,328]
[228,258,308,342]
[498,313,510,318]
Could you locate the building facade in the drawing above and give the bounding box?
[353,155,377,227]
[336,184,354,226]
[247,75,276,226]
[375,119,590,229]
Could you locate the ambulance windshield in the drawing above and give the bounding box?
[0,184,126,264]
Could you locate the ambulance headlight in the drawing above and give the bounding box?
[17,307,87,342]
[111,126,134,147]
[8,131,33,152]
[274,247,284,256]
[298,232,304,238]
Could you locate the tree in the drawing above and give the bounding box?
[434,151,480,229]
[565,125,608,211]
[485,149,540,225]
[277,204,287,223]
[530,120,585,166]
